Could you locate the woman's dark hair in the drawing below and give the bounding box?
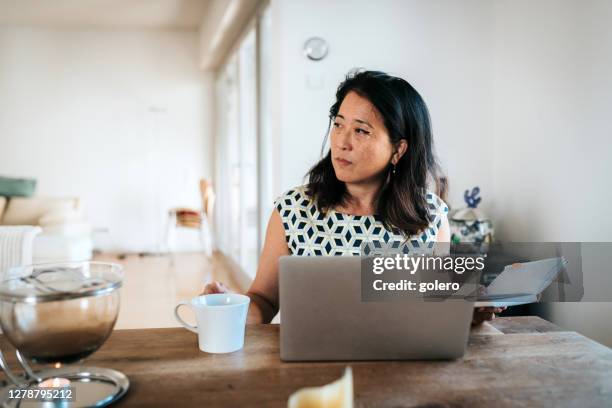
[306,69,447,237]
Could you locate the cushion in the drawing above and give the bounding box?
[0,176,36,197]
[39,209,83,227]
[0,197,6,220]
[1,197,77,226]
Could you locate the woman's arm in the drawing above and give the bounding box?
[436,214,451,242]
[433,213,451,256]
[202,209,289,324]
[433,212,506,324]
[244,209,289,323]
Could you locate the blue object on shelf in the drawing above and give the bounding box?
[464,187,481,209]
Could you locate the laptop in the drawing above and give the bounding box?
[279,256,475,361]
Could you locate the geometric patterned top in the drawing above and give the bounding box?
[274,185,449,256]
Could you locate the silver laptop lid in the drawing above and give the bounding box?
[279,256,475,361]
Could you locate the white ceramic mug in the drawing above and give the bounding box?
[174,293,250,353]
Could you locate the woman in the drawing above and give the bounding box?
[204,70,503,325]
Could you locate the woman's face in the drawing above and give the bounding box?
[330,91,404,185]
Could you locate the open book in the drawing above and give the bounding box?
[475,257,568,307]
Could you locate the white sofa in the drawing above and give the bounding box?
[0,196,92,263]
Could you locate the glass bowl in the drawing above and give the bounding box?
[0,261,123,364]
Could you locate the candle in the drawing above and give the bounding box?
[38,377,71,388]
[288,367,353,408]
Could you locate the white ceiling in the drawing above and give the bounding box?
[0,0,212,29]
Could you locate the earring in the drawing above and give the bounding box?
[392,164,396,175]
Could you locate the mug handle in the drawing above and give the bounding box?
[174,301,198,333]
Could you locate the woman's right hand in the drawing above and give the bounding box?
[201,281,230,295]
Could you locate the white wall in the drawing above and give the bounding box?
[491,0,612,346]
[269,0,612,345]
[0,26,213,252]
[269,0,496,212]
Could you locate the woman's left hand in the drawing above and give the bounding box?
[471,306,506,325]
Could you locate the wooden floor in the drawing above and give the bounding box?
[93,251,250,330]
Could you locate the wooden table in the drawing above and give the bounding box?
[2,317,612,407]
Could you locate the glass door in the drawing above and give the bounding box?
[214,23,263,278]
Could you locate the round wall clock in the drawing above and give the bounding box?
[303,37,329,61]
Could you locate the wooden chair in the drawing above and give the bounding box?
[164,179,215,260]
